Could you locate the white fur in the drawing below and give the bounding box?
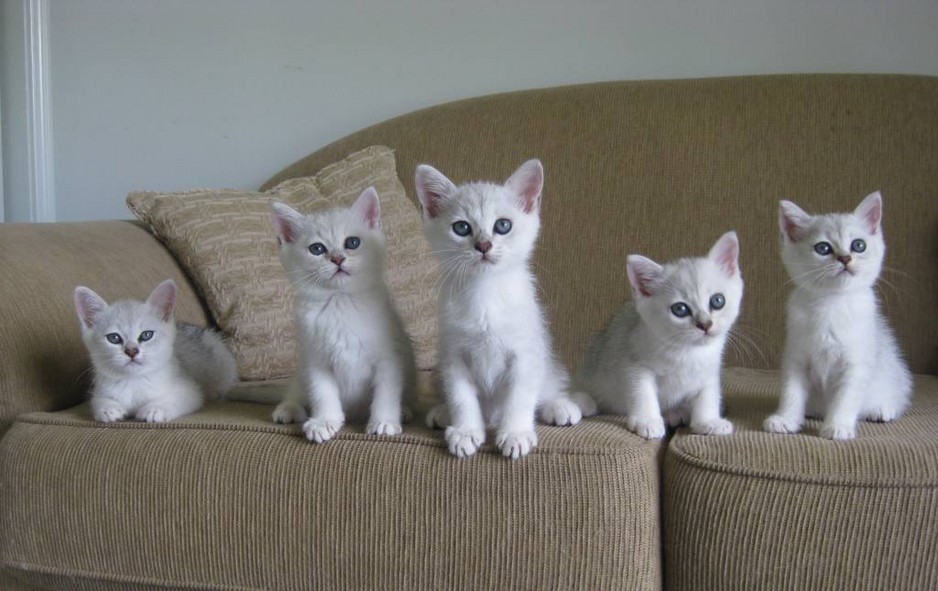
[765,192,912,440]
[269,187,416,443]
[577,232,743,439]
[416,160,596,460]
[74,280,238,423]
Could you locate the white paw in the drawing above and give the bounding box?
[444,426,483,458]
[626,416,666,439]
[539,399,582,427]
[136,406,169,423]
[425,404,449,430]
[495,430,538,460]
[820,422,856,441]
[302,417,342,443]
[272,402,308,424]
[366,420,402,437]
[864,406,901,423]
[691,417,734,435]
[93,405,126,423]
[764,414,802,434]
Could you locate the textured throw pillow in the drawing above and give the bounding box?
[127,146,437,380]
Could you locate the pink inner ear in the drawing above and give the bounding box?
[781,216,802,242]
[627,257,661,297]
[148,281,177,322]
[419,190,442,218]
[859,200,882,235]
[711,234,739,276]
[507,160,543,213]
[75,289,106,328]
[271,211,296,244]
[354,188,381,229]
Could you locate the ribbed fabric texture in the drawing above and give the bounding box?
[0,395,662,590]
[663,371,938,590]
[262,74,938,376]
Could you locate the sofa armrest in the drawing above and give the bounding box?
[0,221,210,438]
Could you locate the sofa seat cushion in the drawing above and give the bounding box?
[663,368,938,591]
[0,381,662,590]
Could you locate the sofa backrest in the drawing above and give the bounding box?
[263,75,938,375]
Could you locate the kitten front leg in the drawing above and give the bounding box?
[440,360,485,458]
[495,359,541,460]
[623,369,666,439]
[687,377,733,435]
[302,368,345,444]
[272,380,309,424]
[367,361,404,437]
[819,369,868,440]
[764,364,808,434]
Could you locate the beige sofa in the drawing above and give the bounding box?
[1,74,936,590]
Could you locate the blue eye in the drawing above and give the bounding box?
[452,221,472,237]
[494,218,512,235]
[670,302,691,318]
[345,237,361,250]
[851,238,866,253]
[139,330,154,342]
[106,333,123,345]
[710,294,726,310]
[814,242,833,256]
[309,243,327,256]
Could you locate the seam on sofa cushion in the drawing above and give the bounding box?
[8,414,658,459]
[666,443,938,489]
[4,561,261,591]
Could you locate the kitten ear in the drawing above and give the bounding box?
[854,191,883,235]
[350,186,381,229]
[74,286,108,329]
[708,231,741,277]
[626,255,664,297]
[270,201,306,244]
[505,159,544,213]
[146,280,177,322]
[778,200,811,242]
[415,164,457,219]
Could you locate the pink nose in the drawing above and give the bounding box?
[124,347,139,359]
[474,241,492,254]
[331,255,346,266]
[696,320,713,333]
[837,254,852,266]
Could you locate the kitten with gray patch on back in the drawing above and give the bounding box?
[74,279,238,423]
[576,232,743,439]
[764,191,912,440]
[416,159,596,460]
[269,187,416,443]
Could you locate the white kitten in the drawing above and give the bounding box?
[269,187,416,443]
[74,280,238,423]
[577,232,742,439]
[764,192,912,440]
[415,159,596,460]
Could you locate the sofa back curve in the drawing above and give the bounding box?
[262,74,938,375]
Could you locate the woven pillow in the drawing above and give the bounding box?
[127,146,437,380]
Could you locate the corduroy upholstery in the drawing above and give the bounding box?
[1,74,937,589]
[664,370,938,590]
[1,382,662,590]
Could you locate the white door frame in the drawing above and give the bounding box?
[24,0,55,222]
